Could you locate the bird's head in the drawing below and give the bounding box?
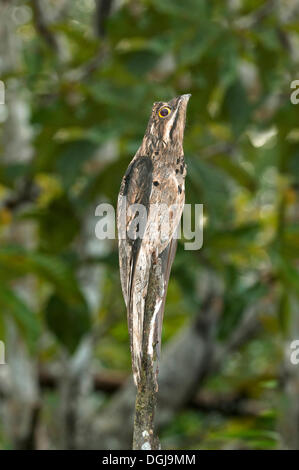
[142,94,191,154]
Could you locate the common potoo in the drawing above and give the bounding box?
[117,94,190,386]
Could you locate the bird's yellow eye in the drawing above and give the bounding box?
[158,106,171,118]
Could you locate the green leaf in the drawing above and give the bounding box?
[0,246,83,303]
[124,50,160,76]
[278,290,291,334]
[210,154,256,191]
[151,0,210,20]
[45,294,91,353]
[209,223,261,251]
[218,277,267,340]
[0,284,40,350]
[56,140,98,189]
[272,252,299,295]
[0,163,29,188]
[34,196,80,253]
[81,156,130,204]
[223,80,251,137]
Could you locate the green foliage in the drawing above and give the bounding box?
[45,294,91,354]
[0,0,298,450]
[0,246,84,302]
[0,283,40,350]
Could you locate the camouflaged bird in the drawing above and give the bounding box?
[117,94,190,386]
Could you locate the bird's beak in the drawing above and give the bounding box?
[180,94,191,103]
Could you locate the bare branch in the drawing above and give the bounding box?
[88,293,263,449]
[95,0,114,37]
[132,261,163,450]
[31,0,59,52]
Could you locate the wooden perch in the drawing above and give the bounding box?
[132,259,163,450]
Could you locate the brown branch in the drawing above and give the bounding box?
[16,403,41,450]
[88,293,263,449]
[62,0,112,82]
[132,259,163,450]
[38,367,127,393]
[31,0,59,52]
[234,0,277,29]
[1,368,273,421]
[95,0,114,37]
[190,391,266,417]
[0,295,264,450]
[1,179,38,211]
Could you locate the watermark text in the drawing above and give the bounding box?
[0,80,5,105]
[95,201,203,250]
[290,80,299,104]
[0,340,5,365]
[290,340,299,365]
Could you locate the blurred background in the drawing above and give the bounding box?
[0,0,299,450]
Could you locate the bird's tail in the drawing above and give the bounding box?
[128,239,177,387]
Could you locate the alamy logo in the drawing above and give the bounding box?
[0,80,5,105]
[290,80,299,105]
[95,202,204,250]
[0,341,5,365]
[290,340,299,365]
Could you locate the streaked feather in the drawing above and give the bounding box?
[117,94,190,386]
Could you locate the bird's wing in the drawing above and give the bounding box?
[154,236,178,364]
[117,155,153,304]
[117,155,153,381]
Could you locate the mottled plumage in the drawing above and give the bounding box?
[117,94,190,386]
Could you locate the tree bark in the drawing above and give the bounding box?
[132,260,163,450]
[279,296,299,449]
[89,295,261,449]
